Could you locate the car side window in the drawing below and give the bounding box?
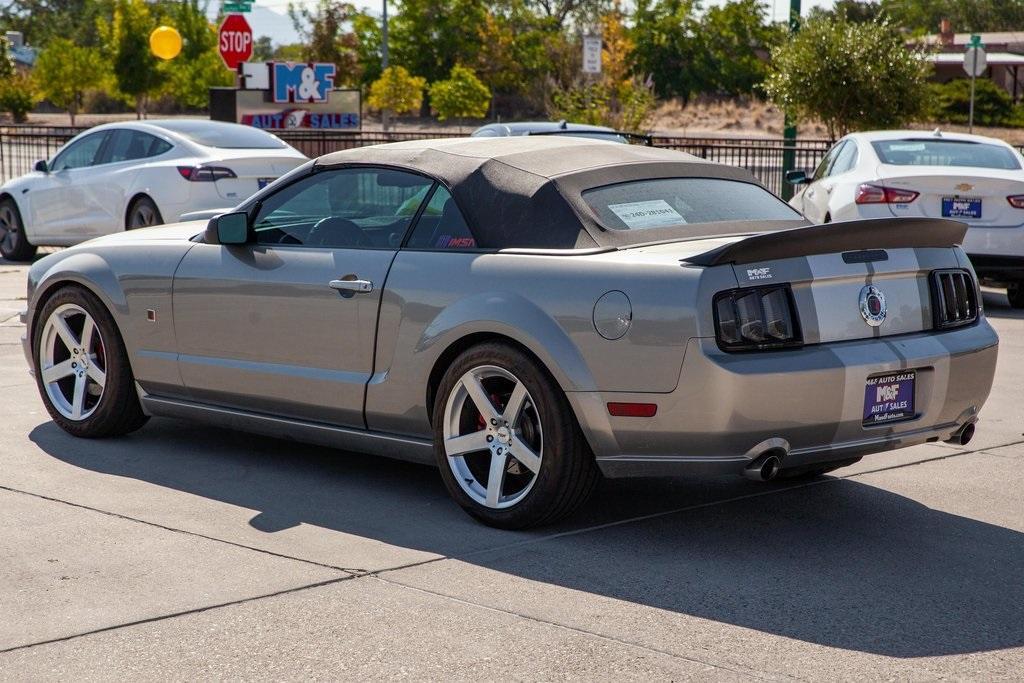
[828,140,858,176]
[105,130,173,163]
[405,186,477,250]
[51,133,107,171]
[252,167,433,249]
[812,142,842,182]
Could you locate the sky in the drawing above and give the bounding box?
[238,0,839,46]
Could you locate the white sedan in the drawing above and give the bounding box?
[787,130,1024,307]
[0,120,308,261]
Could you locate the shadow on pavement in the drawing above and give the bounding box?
[982,289,1024,320]
[30,417,1024,659]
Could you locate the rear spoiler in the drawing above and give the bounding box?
[684,217,968,267]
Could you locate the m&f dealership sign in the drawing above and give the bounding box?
[210,60,361,130]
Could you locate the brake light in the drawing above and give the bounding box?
[931,269,978,329]
[855,184,919,204]
[177,165,237,182]
[1008,195,1024,209]
[713,285,802,351]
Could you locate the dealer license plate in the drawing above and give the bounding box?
[258,177,276,189]
[942,197,981,219]
[863,371,916,426]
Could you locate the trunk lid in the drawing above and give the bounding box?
[684,217,968,343]
[208,154,307,201]
[877,168,1024,226]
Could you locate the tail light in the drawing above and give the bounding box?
[713,285,802,351]
[855,184,919,204]
[177,165,236,182]
[1008,195,1024,209]
[931,269,978,329]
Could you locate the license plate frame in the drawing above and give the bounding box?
[941,197,982,219]
[863,371,916,426]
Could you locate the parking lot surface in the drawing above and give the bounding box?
[1,256,1022,680]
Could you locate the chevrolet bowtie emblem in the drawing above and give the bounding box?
[955,183,974,192]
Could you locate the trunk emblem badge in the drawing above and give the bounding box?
[859,285,887,327]
[955,183,974,192]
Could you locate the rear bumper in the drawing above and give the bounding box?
[568,321,999,478]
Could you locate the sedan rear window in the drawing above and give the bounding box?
[582,178,801,231]
[154,120,287,149]
[871,139,1021,170]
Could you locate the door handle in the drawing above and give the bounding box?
[329,278,373,293]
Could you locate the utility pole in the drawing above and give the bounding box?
[780,0,800,202]
[381,0,390,134]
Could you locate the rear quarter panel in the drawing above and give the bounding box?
[366,249,735,439]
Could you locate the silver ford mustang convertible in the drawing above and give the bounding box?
[21,137,999,528]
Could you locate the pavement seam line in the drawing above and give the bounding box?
[0,575,354,656]
[0,483,366,576]
[371,575,789,681]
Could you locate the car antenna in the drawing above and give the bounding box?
[932,127,943,137]
[558,119,568,129]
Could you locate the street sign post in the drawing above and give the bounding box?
[582,35,602,74]
[223,1,253,12]
[964,35,987,133]
[219,14,253,70]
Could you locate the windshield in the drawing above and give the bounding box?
[582,178,802,231]
[871,139,1020,170]
[154,120,287,149]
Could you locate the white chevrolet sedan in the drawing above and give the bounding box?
[0,120,307,261]
[787,130,1024,307]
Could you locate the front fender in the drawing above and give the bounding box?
[28,251,126,334]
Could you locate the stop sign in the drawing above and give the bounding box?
[218,14,252,70]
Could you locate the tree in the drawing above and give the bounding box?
[34,39,106,125]
[368,66,426,118]
[0,0,112,47]
[0,72,34,123]
[428,64,491,127]
[252,35,274,62]
[808,0,882,23]
[157,0,232,111]
[288,0,362,86]
[927,78,1017,127]
[699,0,783,96]
[630,0,703,102]
[763,17,931,138]
[98,0,163,118]
[880,0,1024,34]
[391,0,488,86]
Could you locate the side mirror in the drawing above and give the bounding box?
[34,159,48,173]
[205,211,250,245]
[785,170,809,185]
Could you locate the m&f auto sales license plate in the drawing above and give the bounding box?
[863,371,916,426]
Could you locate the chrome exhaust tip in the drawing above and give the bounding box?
[743,453,783,482]
[945,422,976,446]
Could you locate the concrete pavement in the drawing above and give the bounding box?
[0,257,1022,680]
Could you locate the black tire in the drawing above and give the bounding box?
[126,195,163,230]
[33,285,148,438]
[432,342,600,529]
[0,197,37,261]
[1008,283,1024,309]
[778,457,861,480]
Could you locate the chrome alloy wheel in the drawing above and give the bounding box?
[0,202,19,253]
[443,365,544,509]
[39,303,107,420]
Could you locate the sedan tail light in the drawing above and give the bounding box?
[177,165,237,182]
[854,184,919,204]
[1008,195,1024,209]
[931,269,978,329]
[713,285,802,351]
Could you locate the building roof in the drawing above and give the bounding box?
[317,136,767,249]
[926,52,1024,66]
[920,31,1024,48]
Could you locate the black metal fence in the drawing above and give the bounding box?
[3,125,1021,197]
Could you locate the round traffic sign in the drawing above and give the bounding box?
[218,13,253,70]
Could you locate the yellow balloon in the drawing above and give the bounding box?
[149,26,182,60]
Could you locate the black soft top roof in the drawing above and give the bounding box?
[316,136,796,249]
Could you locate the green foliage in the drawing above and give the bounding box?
[0,72,36,122]
[253,35,274,62]
[926,78,1018,127]
[34,38,106,124]
[763,16,931,138]
[0,0,112,47]
[0,38,16,81]
[98,0,163,117]
[391,0,488,86]
[808,0,882,23]
[631,0,780,102]
[155,0,231,111]
[367,66,426,116]
[428,64,491,122]
[879,0,1024,34]
[288,0,362,87]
